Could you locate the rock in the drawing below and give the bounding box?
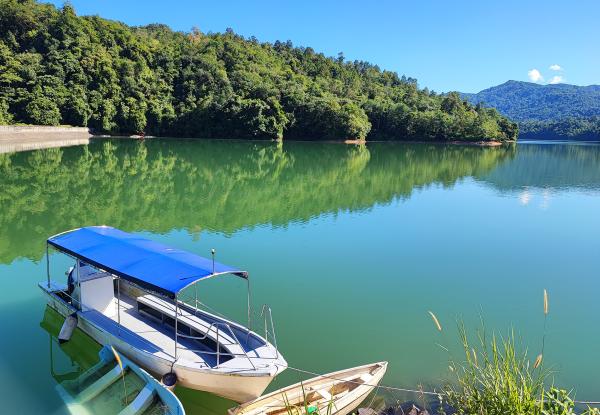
[357,409,378,415]
[379,407,396,415]
[399,403,429,415]
[377,401,438,415]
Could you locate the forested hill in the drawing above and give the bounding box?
[463,81,600,140]
[463,81,600,122]
[0,0,517,142]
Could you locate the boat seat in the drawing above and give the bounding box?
[136,294,247,367]
[316,388,332,401]
[137,295,236,345]
[359,374,371,383]
[78,365,124,403]
[138,294,266,353]
[119,384,155,415]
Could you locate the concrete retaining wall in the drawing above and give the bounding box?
[0,125,92,153]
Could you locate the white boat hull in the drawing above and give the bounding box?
[42,285,279,403]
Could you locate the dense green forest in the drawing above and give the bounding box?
[463,80,600,140]
[518,117,600,140]
[463,81,600,122]
[0,0,517,141]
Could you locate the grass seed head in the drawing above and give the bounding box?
[534,353,543,369]
[429,311,442,332]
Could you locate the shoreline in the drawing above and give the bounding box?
[0,126,516,152]
[99,134,514,147]
[345,138,509,146]
[0,126,92,154]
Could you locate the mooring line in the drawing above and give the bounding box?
[279,364,600,406]
[575,400,600,405]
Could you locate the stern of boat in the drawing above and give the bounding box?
[39,281,78,317]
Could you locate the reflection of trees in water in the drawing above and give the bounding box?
[479,143,600,192]
[0,140,515,264]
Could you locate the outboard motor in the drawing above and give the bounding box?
[58,313,78,344]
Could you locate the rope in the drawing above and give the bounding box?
[576,401,600,406]
[279,365,600,407]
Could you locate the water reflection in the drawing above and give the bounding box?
[0,140,515,265]
[479,142,600,192]
[40,307,101,382]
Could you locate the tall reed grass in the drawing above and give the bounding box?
[432,290,598,415]
[442,322,552,415]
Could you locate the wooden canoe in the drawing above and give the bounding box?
[228,361,388,415]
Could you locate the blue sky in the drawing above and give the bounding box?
[45,0,599,93]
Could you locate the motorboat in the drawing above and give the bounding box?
[228,362,388,415]
[39,226,287,403]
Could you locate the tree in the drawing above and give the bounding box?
[24,93,61,125]
[339,102,371,139]
[0,98,12,124]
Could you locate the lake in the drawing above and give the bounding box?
[1,139,599,414]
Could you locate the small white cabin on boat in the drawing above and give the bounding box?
[40,226,287,403]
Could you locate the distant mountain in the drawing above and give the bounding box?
[462,81,600,122]
[462,81,600,140]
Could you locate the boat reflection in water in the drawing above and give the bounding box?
[40,306,185,415]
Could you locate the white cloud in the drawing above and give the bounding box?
[528,69,544,83]
[549,75,564,84]
[549,64,562,71]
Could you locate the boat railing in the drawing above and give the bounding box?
[179,295,281,361]
[44,281,84,309]
[180,292,229,321]
[261,304,279,359]
[175,320,258,370]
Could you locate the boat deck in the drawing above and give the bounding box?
[82,294,273,372]
[114,296,205,364]
[83,296,205,365]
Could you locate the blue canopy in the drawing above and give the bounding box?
[47,226,248,298]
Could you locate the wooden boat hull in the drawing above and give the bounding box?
[41,284,279,403]
[229,361,388,415]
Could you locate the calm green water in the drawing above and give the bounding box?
[1,139,600,414]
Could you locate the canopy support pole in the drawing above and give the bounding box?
[75,260,81,310]
[46,243,50,288]
[174,294,178,360]
[247,276,252,335]
[211,249,215,274]
[117,277,121,335]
